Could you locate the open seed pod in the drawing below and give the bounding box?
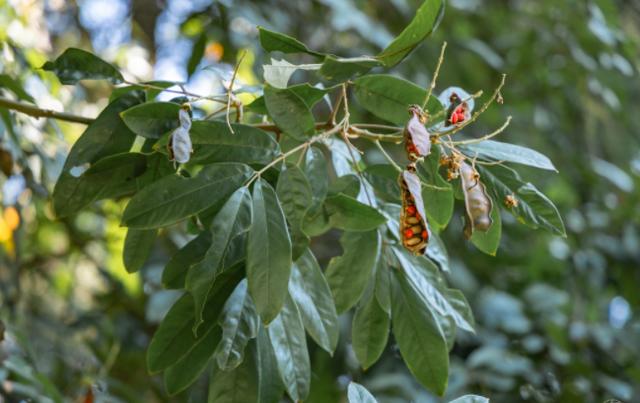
[168,104,193,164]
[404,105,431,161]
[399,165,429,255]
[459,161,493,239]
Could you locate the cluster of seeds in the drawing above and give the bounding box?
[446,92,469,126]
[399,167,429,254]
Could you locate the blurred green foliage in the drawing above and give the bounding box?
[0,0,638,402]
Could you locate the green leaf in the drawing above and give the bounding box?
[264,86,315,140]
[289,249,339,354]
[162,232,211,289]
[263,58,321,89]
[277,164,312,258]
[42,47,124,84]
[391,247,475,333]
[123,228,157,273]
[365,164,401,202]
[418,146,454,229]
[325,194,386,231]
[247,84,329,115]
[53,152,147,217]
[448,395,490,403]
[186,187,252,333]
[267,294,310,402]
[352,286,389,369]
[52,92,144,217]
[164,325,220,395]
[215,279,260,370]
[256,327,285,403]
[377,0,445,67]
[146,270,241,373]
[303,146,328,202]
[188,32,207,77]
[326,230,381,313]
[247,179,293,324]
[0,74,35,102]
[470,200,502,256]
[155,121,280,165]
[374,256,392,314]
[479,165,566,236]
[120,102,180,139]
[391,269,449,396]
[258,27,324,57]
[319,56,382,82]
[208,346,259,403]
[121,163,252,229]
[353,74,443,125]
[348,382,378,403]
[460,140,557,171]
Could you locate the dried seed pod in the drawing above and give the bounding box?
[504,194,518,208]
[168,105,193,164]
[459,161,493,239]
[445,92,470,126]
[399,165,429,255]
[404,105,431,161]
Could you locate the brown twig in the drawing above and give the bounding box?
[0,96,94,124]
[226,51,247,133]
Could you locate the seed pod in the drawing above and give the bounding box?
[399,165,429,255]
[404,105,431,161]
[445,92,470,126]
[168,105,193,164]
[459,161,493,239]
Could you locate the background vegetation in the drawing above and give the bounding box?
[0,0,639,402]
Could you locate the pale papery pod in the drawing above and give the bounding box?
[171,126,192,164]
[178,108,192,130]
[401,169,427,221]
[459,161,493,239]
[404,110,431,159]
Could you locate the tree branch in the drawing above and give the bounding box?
[0,96,94,125]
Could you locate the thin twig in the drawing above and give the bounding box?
[0,96,94,124]
[245,119,347,186]
[451,115,512,145]
[423,42,447,110]
[374,140,402,173]
[226,51,247,133]
[122,80,227,103]
[348,126,403,142]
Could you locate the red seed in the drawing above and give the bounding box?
[451,113,459,124]
[457,112,465,122]
[406,205,417,215]
[422,230,428,240]
[404,229,414,238]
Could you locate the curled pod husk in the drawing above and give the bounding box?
[168,105,193,164]
[398,165,429,255]
[442,90,472,126]
[404,105,431,161]
[459,161,493,239]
